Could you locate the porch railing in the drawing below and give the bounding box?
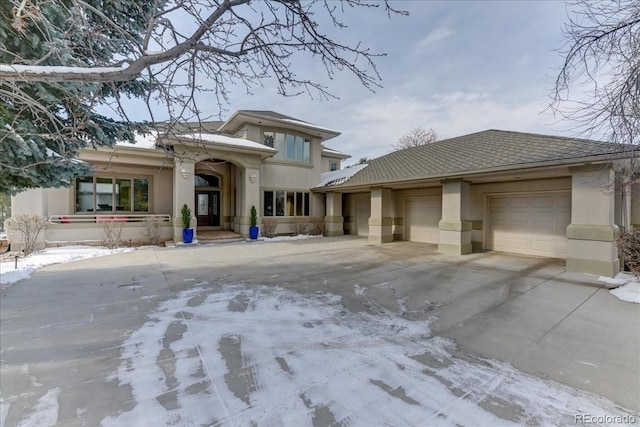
[48,214,173,224]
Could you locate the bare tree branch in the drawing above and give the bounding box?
[393,127,441,151]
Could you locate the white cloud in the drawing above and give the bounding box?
[417,26,454,49]
[332,91,567,161]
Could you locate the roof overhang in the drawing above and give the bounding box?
[315,154,629,193]
[161,133,277,160]
[220,111,341,141]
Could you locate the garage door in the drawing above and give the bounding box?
[356,197,370,237]
[406,197,442,244]
[487,192,570,258]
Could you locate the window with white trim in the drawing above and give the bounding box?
[263,190,310,217]
[263,131,311,162]
[76,176,149,213]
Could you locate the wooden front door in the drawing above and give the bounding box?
[195,190,221,227]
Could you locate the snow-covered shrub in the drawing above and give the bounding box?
[617,230,640,274]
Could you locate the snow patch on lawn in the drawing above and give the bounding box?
[102,283,634,426]
[601,273,640,303]
[0,246,134,285]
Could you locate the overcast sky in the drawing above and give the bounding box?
[141,1,579,162]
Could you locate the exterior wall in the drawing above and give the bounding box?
[469,177,571,251]
[320,156,342,173]
[9,158,175,249]
[566,165,619,276]
[45,223,174,246]
[439,180,472,254]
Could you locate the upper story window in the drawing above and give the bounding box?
[264,131,310,162]
[330,161,338,171]
[76,176,149,213]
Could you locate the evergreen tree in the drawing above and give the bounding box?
[0,1,404,195]
[0,1,154,194]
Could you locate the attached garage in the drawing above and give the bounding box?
[356,195,371,237]
[486,192,571,258]
[405,197,442,244]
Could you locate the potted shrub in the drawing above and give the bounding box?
[249,205,259,239]
[181,203,194,243]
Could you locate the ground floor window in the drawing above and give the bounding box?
[76,176,149,213]
[263,190,310,217]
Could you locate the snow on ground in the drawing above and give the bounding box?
[0,246,134,286]
[601,273,640,304]
[0,231,6,240]
[102,283,636,427]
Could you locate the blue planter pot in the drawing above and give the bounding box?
[183,228,194,244]
[249,226,259,240]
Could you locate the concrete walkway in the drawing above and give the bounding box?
[1,237,638,425]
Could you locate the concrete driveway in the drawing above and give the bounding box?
[1,237,638,426]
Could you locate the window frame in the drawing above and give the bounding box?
[263,129,312,163]
[262,189,311,217]
[75,175,152,214]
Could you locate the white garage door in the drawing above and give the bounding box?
[487,192,570,258]
[356,197,370,237]
[406,197,442,244]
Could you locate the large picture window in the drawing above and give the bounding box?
[76,176,149,213]
[263,131,311,162]
[263,190,310,217]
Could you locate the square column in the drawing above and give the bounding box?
[368,187,393,243]
[324,192,344,236]
[566,165,619,276]
[237,167,261,237]
[173,160,196,243]
[438,180,472,255]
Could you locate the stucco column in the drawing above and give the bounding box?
[237,166,261,237]
[368,187,393,243]
[173,159,196,243]
[438,180,472,255]
[324,192,344,236]
[566,165,619,276]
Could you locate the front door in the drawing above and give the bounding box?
[195,190,221,227]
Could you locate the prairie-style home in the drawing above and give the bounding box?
[9,111,638,277]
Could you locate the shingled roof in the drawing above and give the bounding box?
[334,130,633,188]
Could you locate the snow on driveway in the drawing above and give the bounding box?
[101,283,635,426]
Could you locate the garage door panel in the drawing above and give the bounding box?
[356,198,370,237]
[533,211,555,223]
[490,198,507,208]
[487,192,570,258]
[510,210,530,222]
[509,197,530,208]
[406,197,441,244]
[532,196,554,207]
